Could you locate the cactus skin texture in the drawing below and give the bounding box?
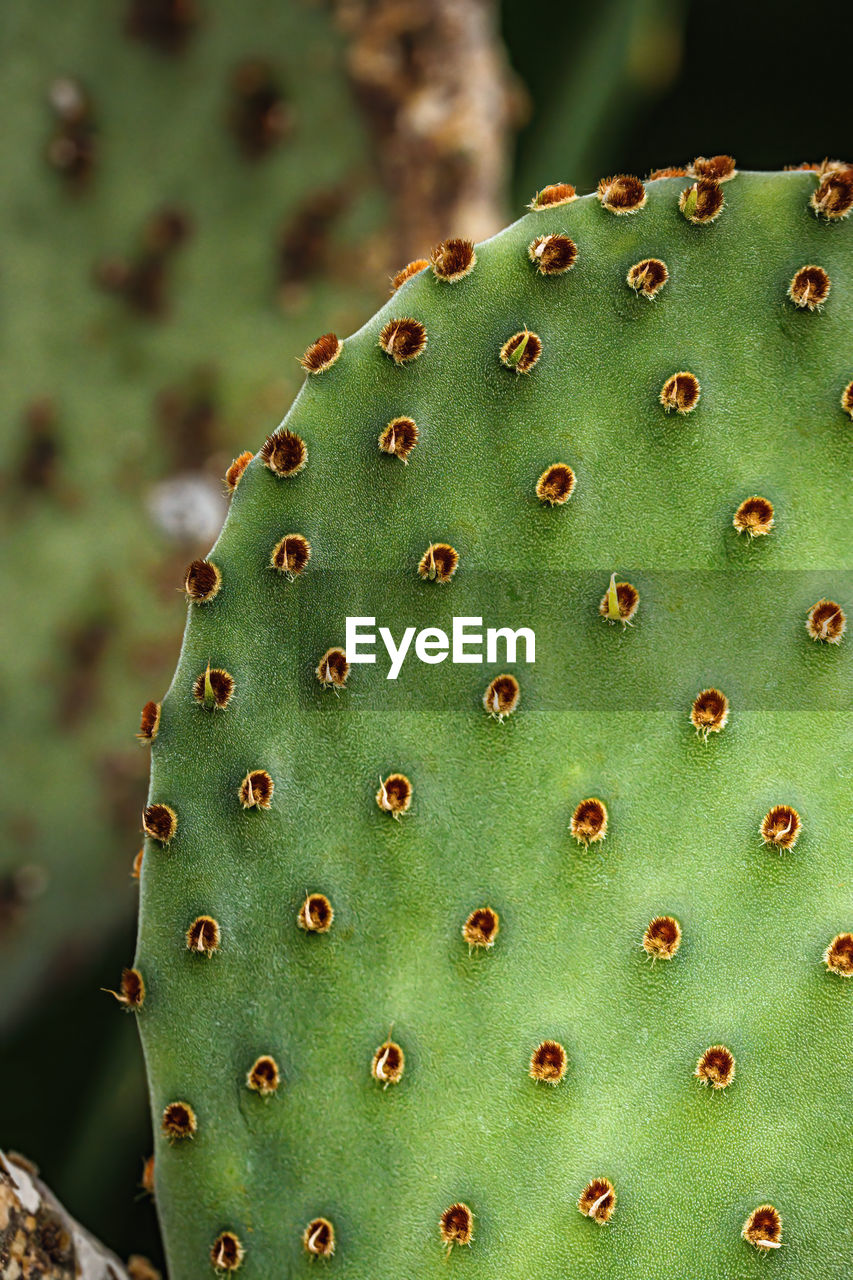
[136,169,851,1278]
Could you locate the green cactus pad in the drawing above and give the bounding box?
[137,169,852,1278]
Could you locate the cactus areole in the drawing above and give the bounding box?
[133,166,851,1277]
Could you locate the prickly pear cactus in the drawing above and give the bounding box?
[136,164,852,1278]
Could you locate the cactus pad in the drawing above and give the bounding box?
[136,167,851,1277]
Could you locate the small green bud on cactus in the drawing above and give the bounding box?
[679,178,725,223]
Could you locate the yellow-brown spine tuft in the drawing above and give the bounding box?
[376,773,413,817]
[303,1219,335,1258]
[760,804,801,851]
[371,1040,405,1086]
[660,371,700,414]
[500,329,542,373]
[528,234,577,275]
[418,543,459,584]
[571,798,608,846]
[137,701,161,742]
[642,915,682,959]
[299,332,342,374]
[261,428,307,477]
[463,907,500,949]
[823,933,853,976]
[679,178,724,223]
[430,238,476,281]
[529,182,576,209]
[695,1044,735,1089]
[390,259,429,292]
[690,688,729,737]
[733,496,774,537]
[239,770,274,810]
[483,674,520,720]
[210,1231,244,1272]
[225,450,253,492]
[597,174,646,214]
[378,416,419,462]
[742,1205,782,1251]
[439,1203,473,1251]
[806,599,846,644]
[529,1039,567,1084]
[578,1178,616,1224]
[142,803,177,844]
[788,265,830,311]
[536,463,576,505]
[247,1054,281,1095]
[379,317,427,363]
